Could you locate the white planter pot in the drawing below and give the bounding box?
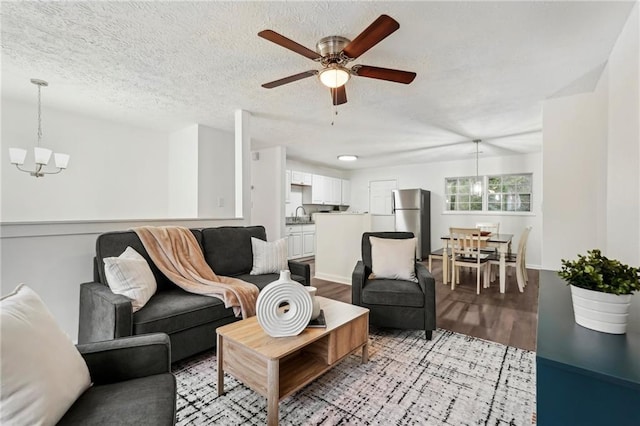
[570,285,631,334]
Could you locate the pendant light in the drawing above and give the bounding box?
[472,139,482,196]
[8,79,70,178]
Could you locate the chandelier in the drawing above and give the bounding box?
[8,79,70,178]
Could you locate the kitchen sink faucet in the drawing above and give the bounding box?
[295,206,307,221]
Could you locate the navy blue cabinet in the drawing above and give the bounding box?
[536,271,640,425]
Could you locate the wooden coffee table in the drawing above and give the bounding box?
[217,296,369,426]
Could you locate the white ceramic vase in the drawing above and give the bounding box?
[306,286,321,320]
[570,285,631,334]
[256,270,313,337]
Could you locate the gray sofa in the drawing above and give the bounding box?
[79,226,310,362]
[58,333,175,425]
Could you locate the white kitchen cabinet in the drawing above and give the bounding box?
[286,225,303,259]
[286,224,314,258]
[291,170,313,186]
[302,224,316,257]
[330,177,342,205]
[302,172,313,185]
[310,174,326,204]
[341,179,350,205]
[285,170,291,204]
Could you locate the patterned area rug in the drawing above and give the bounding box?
[174,329,536,425]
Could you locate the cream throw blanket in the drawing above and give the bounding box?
[133,226,258,319]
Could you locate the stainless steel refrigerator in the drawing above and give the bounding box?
[392,189,431,260]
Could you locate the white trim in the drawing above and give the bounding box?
[0,217,246,239]
[314,272,352,285]
[441,211,536,217]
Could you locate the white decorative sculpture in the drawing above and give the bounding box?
[256,270,313,337]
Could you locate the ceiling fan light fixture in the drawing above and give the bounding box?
[319,65,350,88]
[337,155,358,162]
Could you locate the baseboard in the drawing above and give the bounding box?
[314,273,352,285]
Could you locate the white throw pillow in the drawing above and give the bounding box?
[103,246,157,312]
[250,237,288,275]
[369,236,418,282]
[1,284,92,426]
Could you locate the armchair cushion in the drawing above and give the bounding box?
[369,236,418,282]
[361,279,425,308]
[1,284,91,426]
[57,374,176,426]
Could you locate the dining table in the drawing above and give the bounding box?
[440,233,514,293]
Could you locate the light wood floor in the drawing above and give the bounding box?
[304,258,539,351]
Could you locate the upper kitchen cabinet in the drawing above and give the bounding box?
[291,170,313,186]
[309,174,327,204]
[298,173,349,206]
[341,179,350,206]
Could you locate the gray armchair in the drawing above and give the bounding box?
[58,333,176,425]
[352,232,436,340]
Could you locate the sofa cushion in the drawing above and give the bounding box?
[361,279,424,308]
[96,229,203,292]
[133,288,235,335]
[202,226,267,276]
[236,272,306,291]
[58,373,176,426]
[103,247,157,312]
[1,284,92,426]
[250,237,288,275]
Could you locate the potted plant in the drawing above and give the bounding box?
[558,249,640,334]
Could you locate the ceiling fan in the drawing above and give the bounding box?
[258,15,417,106]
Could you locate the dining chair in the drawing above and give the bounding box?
[489,226,532,292]
[476,222,500,279]
[428,247,451,284]
[476,222,500,235]
[449,227,491,294]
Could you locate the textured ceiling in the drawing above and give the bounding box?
[1,1,635,170]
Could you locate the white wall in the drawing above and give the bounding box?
[542,91,608,268]
[1,99,170,221]
[348,153,543,268]
[198,125,236,218]
[168,125,199,218]
[542,3,639,323]
[606,2,639,265]
[251,146,286,240]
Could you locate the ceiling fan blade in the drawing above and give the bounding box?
[262,70,317,89]
[258,30,322,60]
[352,65,416,84]
[330,86,347,105]
[342,15,400,60]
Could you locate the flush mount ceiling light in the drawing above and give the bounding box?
[318,64,351,89]
[8,79,70,178]
[337,155,358,162]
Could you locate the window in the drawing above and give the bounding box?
[445,173,532,213]
[445,177,483,211]
[487,174,532,212]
